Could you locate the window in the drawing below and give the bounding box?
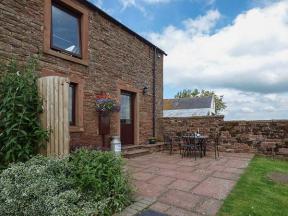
[44,0,89,65]
[69,83,77,126]
[51,3,81,57]
[120,94,132,124]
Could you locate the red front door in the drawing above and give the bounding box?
[120,91,134,145]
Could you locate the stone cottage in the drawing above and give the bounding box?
[0,0,166,150]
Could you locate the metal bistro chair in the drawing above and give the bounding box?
[213,131,221,159]
[163,134,173,155]
[174,133,184,155]
[194,134,203,158]
[181,134,199,160]
[194,135,206,158]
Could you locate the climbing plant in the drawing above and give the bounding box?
[0,57,48,170]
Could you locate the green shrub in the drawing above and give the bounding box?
[0,156,101,216]
[69,149,133,215]
[0,150,133,216]
[0,58,49,170]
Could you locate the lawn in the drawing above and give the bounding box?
[218,156,288,216]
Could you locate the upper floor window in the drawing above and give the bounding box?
[44,0,89,65]
[51,3,81,58]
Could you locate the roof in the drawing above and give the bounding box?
[163,97,214,110]
[164,108,212,117]
[81,0,167,56]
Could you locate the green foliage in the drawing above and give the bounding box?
[174,89,200,98]
[174,88,227,114]
[0,150,133,216]
[69,149,133,215]
[0,156,99,216]
[0,58,49,170]
[218,157,288,216]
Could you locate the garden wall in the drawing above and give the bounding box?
[160,116,288,156]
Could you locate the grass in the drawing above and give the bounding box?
[218,156,288,216]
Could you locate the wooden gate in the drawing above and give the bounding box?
[38,76,70,156]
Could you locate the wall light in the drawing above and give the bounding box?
[143,86,148,95]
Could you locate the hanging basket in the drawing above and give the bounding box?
[95,93,120,113]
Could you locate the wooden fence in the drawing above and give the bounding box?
[38,76,70,156]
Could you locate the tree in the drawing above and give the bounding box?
[174,88,227,114]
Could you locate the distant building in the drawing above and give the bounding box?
[163,96,216,117]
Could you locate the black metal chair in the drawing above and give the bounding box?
[181,135,200,160]
[213,132,221,159]
[194,136,206,158]
[193,135,203,158]
[163,134,173,154]
[174,134,183,155]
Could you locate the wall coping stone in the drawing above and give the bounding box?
[225,120,288,123]
[161,115,224,120]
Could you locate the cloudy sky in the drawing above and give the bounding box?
[89,0,288,120]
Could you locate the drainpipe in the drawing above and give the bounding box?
[152,48,157,137]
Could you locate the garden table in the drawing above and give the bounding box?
[182,135,208,158]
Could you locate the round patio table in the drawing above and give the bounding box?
[182,135,208,158]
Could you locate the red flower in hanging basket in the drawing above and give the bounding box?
[95,93,120,112]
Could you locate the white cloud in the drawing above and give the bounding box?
[183,10,221,35]
[120,0,136,9]
[118,0,216,16]
[89,0,103,8]
[241,107,255,113]
[148,1,288,120]
[216,89,288,120]
[120,0,171,8]
[251,0,285,7]
[119,0,148,16]
[142,0,171,3]
[263,106,276,112]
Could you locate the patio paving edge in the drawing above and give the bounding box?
[114,196,156,216]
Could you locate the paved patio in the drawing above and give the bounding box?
[126,152,254,216]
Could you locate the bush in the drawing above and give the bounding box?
[0,150,133,216]
[0,58,49,170]
[0,156,98,216]
[69,149,133,215]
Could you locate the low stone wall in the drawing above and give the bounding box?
[160,117,288,156]
[221,120,288,155]
[160,116,224,151]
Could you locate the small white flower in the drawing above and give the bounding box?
[16,71,20,76]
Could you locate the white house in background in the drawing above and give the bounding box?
[163,96,216,117]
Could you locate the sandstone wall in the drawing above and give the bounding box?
[0,0,164,149]
[161,117,288,156]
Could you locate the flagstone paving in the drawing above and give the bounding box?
[126,152,254,216]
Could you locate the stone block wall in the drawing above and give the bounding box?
[0,0,164,149]
[160,117,288,156]
[221,120,288,155]
[160,116,224,148]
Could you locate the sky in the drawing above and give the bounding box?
[89,0,288,120]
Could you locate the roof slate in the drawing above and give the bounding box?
[163,97,213,110]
